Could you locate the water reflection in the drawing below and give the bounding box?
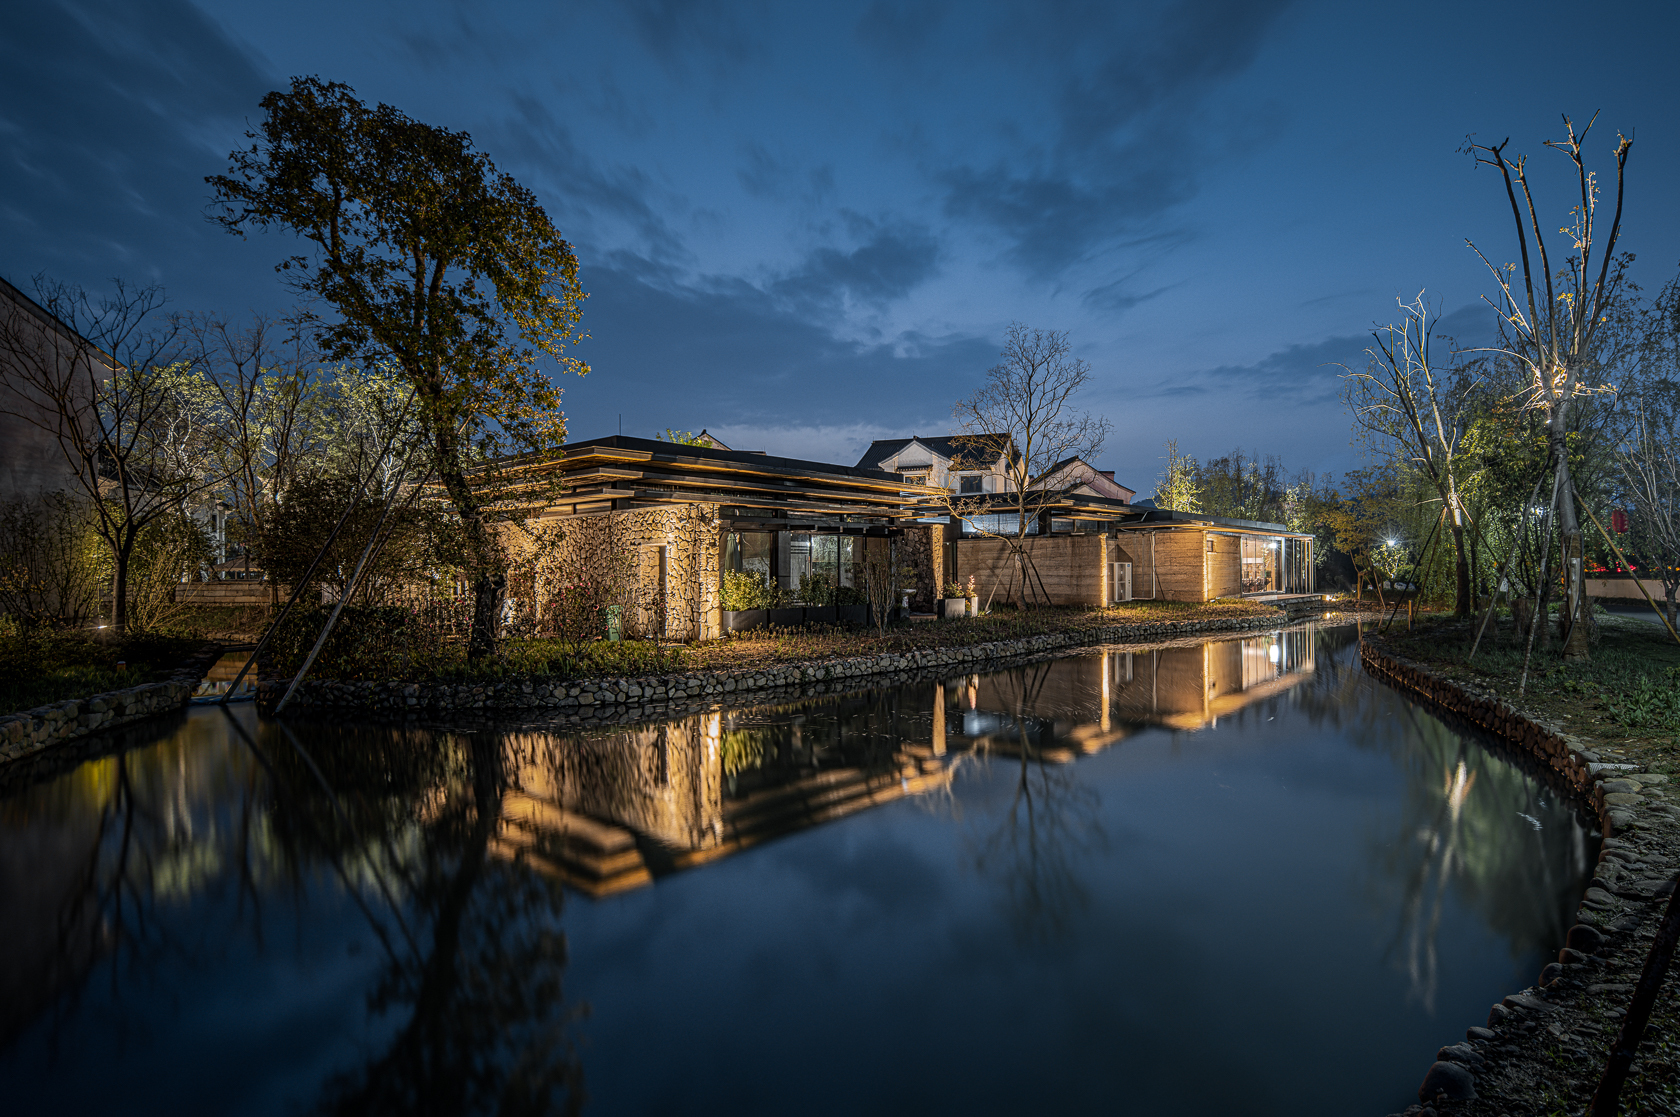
[0,622,1596,1117]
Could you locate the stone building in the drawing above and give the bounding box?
[498,434,1318,636]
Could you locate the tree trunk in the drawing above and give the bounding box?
[433,427,503,660]
[1552,422,1590,660]
[1450,519,1471,618]
[112,539,132,633]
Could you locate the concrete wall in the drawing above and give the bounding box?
[1587,577,1672,603]
[1208,532,1242,599]
[1118,529,1209,602]
[954,533,1105,606]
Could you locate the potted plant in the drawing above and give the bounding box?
[940,581,968,618]
[835,584,869,627]
[967,574,980,616]
[721,571,774,633]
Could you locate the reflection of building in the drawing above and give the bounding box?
[488,629,1315,897]
[953,627,1316,754]
[492,698,953,897]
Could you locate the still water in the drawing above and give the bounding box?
[0,623,1595,1115]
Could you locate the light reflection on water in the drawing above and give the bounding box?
[0,623,1594,1116]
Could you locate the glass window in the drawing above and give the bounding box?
[961,514,1036,536]
[786,533,858,600]
[724,532,774,585]
[1240,536,1280,593]
[959,474,982,494]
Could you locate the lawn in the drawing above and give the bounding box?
[0,624,204,715]
[1379,606,1680,775]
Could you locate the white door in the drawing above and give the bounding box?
[1110,561,1132,603]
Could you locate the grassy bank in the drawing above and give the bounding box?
[1380,607,1680,774]
[265,598,1284,686]
[0,624,203,715]
[684,599,1280,672]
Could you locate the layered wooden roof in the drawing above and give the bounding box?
[494,435,943,527]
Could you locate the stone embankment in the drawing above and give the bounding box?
[261,612,1303,725]
[0,647,220,765]
[1363,638,1680,1117]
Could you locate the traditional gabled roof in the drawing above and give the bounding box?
[1031,456,1135,500]
[853,433,1015,471]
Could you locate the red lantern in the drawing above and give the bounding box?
[1611,508,1628,534]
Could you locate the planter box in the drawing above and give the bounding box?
[939,597,969,618]
[721,609,767,633]
[724,605,870,633]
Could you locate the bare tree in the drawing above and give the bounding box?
[186,314,330,600]
[1617,406,1680,627]
[1465,115,1632,659]
[0,278,229,630]
[945,323,1111,608]
[1344,294,1480,616]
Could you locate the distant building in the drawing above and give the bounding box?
[0,274,87,501]
[853,434,1015,495]
[1031,456,1136,503]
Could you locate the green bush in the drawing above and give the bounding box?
[721,570,783,610]
[0,626,200,714]
[266,605,685,684]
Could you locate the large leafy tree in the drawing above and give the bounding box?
[208,77,587,658]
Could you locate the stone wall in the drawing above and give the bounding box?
[507,504,723,643]
[0,647,220,765]
[262,611,1297,725]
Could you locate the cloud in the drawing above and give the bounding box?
[854,0,949,58]
[937,0,1293,276]
[736,142,835,204]
[489,96,693,264]
[560,253,995,443]
[1165,331,1371,408]
[0,0,279,310]
[618,0,770,77]
[770,214,941,313]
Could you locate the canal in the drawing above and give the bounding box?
[0,622,1595,1115]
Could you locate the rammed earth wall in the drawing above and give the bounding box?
[260,612,1298,725]
[0,647,220,765]
[1361,636,1680,1116]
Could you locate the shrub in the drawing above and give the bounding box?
[722,570,782,610]
[0,492,106,627]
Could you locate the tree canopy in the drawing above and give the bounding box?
[208,76,588,656]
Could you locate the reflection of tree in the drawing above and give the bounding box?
[4,712,584,1115]
[1341,665,1591,1010]
[967,664,1104,944]
[256,728,585,1117]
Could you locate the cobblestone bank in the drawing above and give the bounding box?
[0,647,221,766]
[260,612,1302,723]
[1362,637,1680,1117]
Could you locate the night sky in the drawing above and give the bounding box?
[4,1,1677,492]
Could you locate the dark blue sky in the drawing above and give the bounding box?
[4,1,1677,493]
